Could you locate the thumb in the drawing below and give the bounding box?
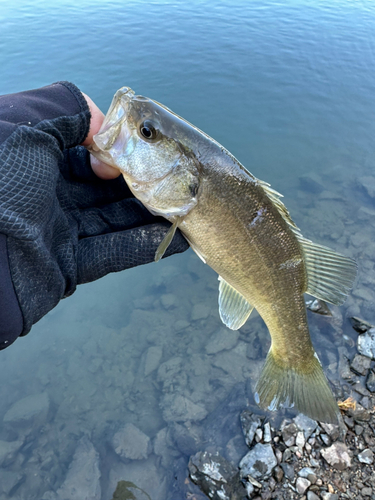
[81,93,121,180]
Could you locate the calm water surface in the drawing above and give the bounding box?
[1,1,375,498]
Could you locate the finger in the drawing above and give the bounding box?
[90,154,121,180]
[77,223,189,284]
[80,93,105,147]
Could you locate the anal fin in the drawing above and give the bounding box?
[218,276,254,330]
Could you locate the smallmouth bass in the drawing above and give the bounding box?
[89,87,357,423]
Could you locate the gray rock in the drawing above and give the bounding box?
[273,466,284,482]
[0,470,24,496]
[239,444,277,480]
[298,467,316,478]
[359,175,375,198]
[294,413,318,440]
[307,492,321,500]
[144,346,163,376]
[191,303,211,321]
[361,487,373,497]
[321,493,339,500]
[357,448,374,464]
[366,369,375,393]
[113,423,151,461]
[162,395,208,422]
[56,435,101,500]
[320,442,351,470]
[263,422,271,443]
[3,392,49,426]
[296,477,311,494]
[189,451,244,500]
[205,328,239,354]
[281,423,297,447]
[0,439,23,467]
[357,328,375,359]
[240,411,262,447]
[299,174,324,193]
[174,319,190,332]
[160,293,177,309]
[350,353,371,376]
[296,431,305,450]
[280,462,295,481]
[320,422,340,441]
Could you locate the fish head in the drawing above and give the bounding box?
[89,87,201,218]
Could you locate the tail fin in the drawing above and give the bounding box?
[254,348,340,424]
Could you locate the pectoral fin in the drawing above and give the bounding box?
[155,219,181,262]
[297,236,357,305]
[218,276,254,330]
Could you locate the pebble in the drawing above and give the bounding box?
[357,328,375,359]
[366,369,375,393]
[191,303,211,321]
[294,413,318,440]
[357,448,373,464]
[362,487,373,497]
[296,431,305,450]
[263,422,271,443]
[298,467,316,479]
[280,462,295,481]
[296,477,311,494]
[320,442,351,470]
[307,492,321,500]
[321,493,339,500]
[281,423,297,447]
[273,466,284,483]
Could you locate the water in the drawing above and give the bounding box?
[1,0,375,498]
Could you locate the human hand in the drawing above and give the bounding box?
[0,82,188,348]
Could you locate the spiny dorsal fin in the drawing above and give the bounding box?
[258,180,298,229]
[218,276,254,330]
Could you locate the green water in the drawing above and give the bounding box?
[1,1,375,498]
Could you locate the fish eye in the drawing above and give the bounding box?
[139,120,159,141]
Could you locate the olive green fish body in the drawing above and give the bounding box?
[89,87,357,423]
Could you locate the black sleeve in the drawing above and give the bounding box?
[0,82,90,348]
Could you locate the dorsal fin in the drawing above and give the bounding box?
[257,180,298,229]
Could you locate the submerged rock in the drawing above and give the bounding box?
[320,442,351,470]
[56,435,101,500]
[350,353,371,376]
[188,451,244,500]
[0,439,24,467]
[3,392,49,427]
[113,423,151,461]
[239,443,277,480]
[162,395,208,423]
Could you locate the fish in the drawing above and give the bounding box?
[88,87,357,423]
